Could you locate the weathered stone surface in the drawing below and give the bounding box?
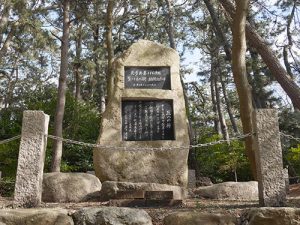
[100,181,186,201]
[163,212,236,225]
[42,172,101,203]
[0,208,73,225]
[253,109,286,206]
[72,207,152,225]
[14,110,49,208]
[242,208,300,225]
[188,170,196,188]
[93,40,190,186]
[193,181,258,200]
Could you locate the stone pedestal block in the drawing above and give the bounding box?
[253,109,286,206]
[14,110,49,208]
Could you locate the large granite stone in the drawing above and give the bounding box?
[164,212,236,225]
[100,181,186,200]
[242,208,300,225]
[42,172,101,202]
[0,208,73,225]
[93,40,190,186]
[14,110,49,207]
[72,207,152,225]
[193,181,258,201]
[253,109,286,206]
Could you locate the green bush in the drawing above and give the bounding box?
[0,178,15,197]
[195,134,252,183]
[0,87,101,178]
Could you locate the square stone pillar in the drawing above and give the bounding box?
[14,111,49,208]
[253,109,286,206]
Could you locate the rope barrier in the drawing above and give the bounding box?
[0,135,21,145]
[46,132,254,151]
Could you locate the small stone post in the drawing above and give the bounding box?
[253,109,286,206]
[14,111,49,208]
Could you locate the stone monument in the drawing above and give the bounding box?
[93,40,190,186]
[253,109,286,206]
[14,110,49,207]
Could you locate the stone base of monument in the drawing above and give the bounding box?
[109,190,182,207]
[101,181,185,207]
[100,181,186,201]
[109,199,183,207]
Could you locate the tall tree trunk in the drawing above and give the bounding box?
[142,0,152,39]
[105,0,114,100]
[219,0,300,110]
[92,23,106,114]
[212,45,229,140]
[51,0,70,172]
[0,24,17,63]
[4,62,17,109]
[249,49,267,108]
[165,0,175,49]
[211,73,221,135]
[231,0,256,178]
[219,72,239,133]
[0,1,11,44]
[203,0,231,61]
[74,23,82,102]
[214,77,230,141]
[203,0,238,133]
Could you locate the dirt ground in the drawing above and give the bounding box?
[1,184,300,225]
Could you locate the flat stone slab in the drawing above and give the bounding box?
[0,208,73,225]
[164,212,236,225]
[115,190,145,199]
[193,181,258,201]
[72,207,152,225]
[144,191,173,200]
[100,181,186,201]
[109,199,183,207]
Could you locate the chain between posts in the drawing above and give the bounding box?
[280,132,300,143]
[0,135,21,145]
[2,132,298,150]
[46,133,254,151]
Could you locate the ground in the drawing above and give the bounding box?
[1,184,300,225]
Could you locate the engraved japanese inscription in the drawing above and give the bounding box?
[122,100,174,141]
[124,66,171,89]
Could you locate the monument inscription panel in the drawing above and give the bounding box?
[125,66,171,89]
[122,100,174,141]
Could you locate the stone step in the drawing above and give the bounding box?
[144,191,173,200]
[109,199,146,207]
[109,199,183,207]
[114,190,145,199]
[146,199,182,207]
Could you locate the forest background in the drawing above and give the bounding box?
[0,0,300,194]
